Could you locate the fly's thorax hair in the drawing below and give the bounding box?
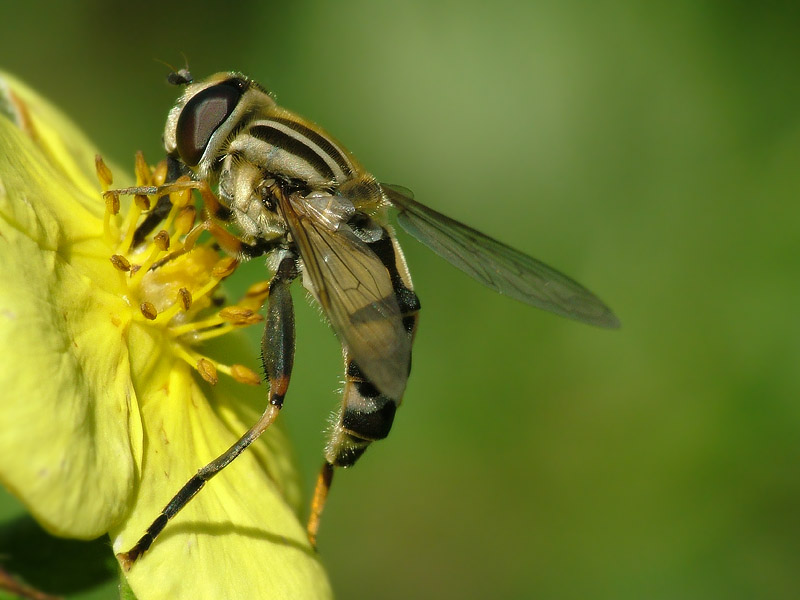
[218,154,286,242]
[268,105,367,176]
[338,175,387,215]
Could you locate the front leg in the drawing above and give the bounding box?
[132,155,189,246]
[111,174,282,261]
[204,219,284,261]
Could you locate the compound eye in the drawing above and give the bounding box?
[176,81,242,166]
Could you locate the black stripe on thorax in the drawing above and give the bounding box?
[248,123,337,182]
[268,115,354,178]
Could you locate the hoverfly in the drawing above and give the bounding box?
[116,71,619,567]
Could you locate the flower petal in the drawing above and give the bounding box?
[112,332,331,600]
[0,71,113,212]
[0,70,331,597]
[0,98,138,538]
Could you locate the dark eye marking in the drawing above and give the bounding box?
[176,81,243,166]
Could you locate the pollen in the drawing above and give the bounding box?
[96,153,266,389]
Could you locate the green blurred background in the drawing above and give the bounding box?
[2,1,800,598]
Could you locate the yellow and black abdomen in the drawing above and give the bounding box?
[325,216,421,467]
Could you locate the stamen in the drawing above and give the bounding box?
[134,194,151,211]
[131,215,200,280]
[95,155,113,191]
[118,195,147,254]
[154,230,170,251]
[172,207,196,250]
[239,281,271,310]
[212,257,238,279]
[219,307,263,325]
[178,288,192,311]
[133,233,171,276]
[152,159,168,186]
[190,325,237,342]
[103,191,120,244]
[197,358,218,385]
[230,365,262,386]
[154,191,185,239]
[230,365,261,385]
[134,151,151,186]
[110,254,132,272]
[150,290,192,324]
[104,192,120,215]
[100,153,270,393]
[245,281,271,297]
[169,280,270,339]
[174,339,260,388]
[182,224,205,252]
[140,302,158,320]
[176,261,223,305]
[169,176,194,209]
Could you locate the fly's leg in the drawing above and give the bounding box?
[307,462,334,548]
[110,174,281,263]
[168,181,282,261]
[307,322,418,547]
[258,255,298,409]
[109,173,230,227]
[108,158,254,249]
[131,155,188,246]
[305,354,405,549]
[117,255,298,570]
[107,165,205,247]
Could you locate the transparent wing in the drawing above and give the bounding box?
[279,193,410,399]
[383,184,620,329]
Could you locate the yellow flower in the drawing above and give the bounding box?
[0,72,331,599]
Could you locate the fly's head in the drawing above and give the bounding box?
[163,72,275,183]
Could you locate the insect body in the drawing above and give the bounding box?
[117,71,619,567]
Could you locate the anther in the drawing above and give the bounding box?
[178,288,192,311]
[219,307,263,325]
[140,302,158,320]
[134,194,151,211]
[104,192,120,215]
[152,160,168,186]
[212,257,238,279]
[154,230,170,251]
[197,358,218,385]
[246,281,271,297]
[231,365,261,386]
[134,151,151,186]
[170,176,194,208]
[110,254,132,272]
[95,155,113,191]
[175,206,197,235]
[183,226,204,252]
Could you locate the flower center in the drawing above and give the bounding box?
[96,152,265,387]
